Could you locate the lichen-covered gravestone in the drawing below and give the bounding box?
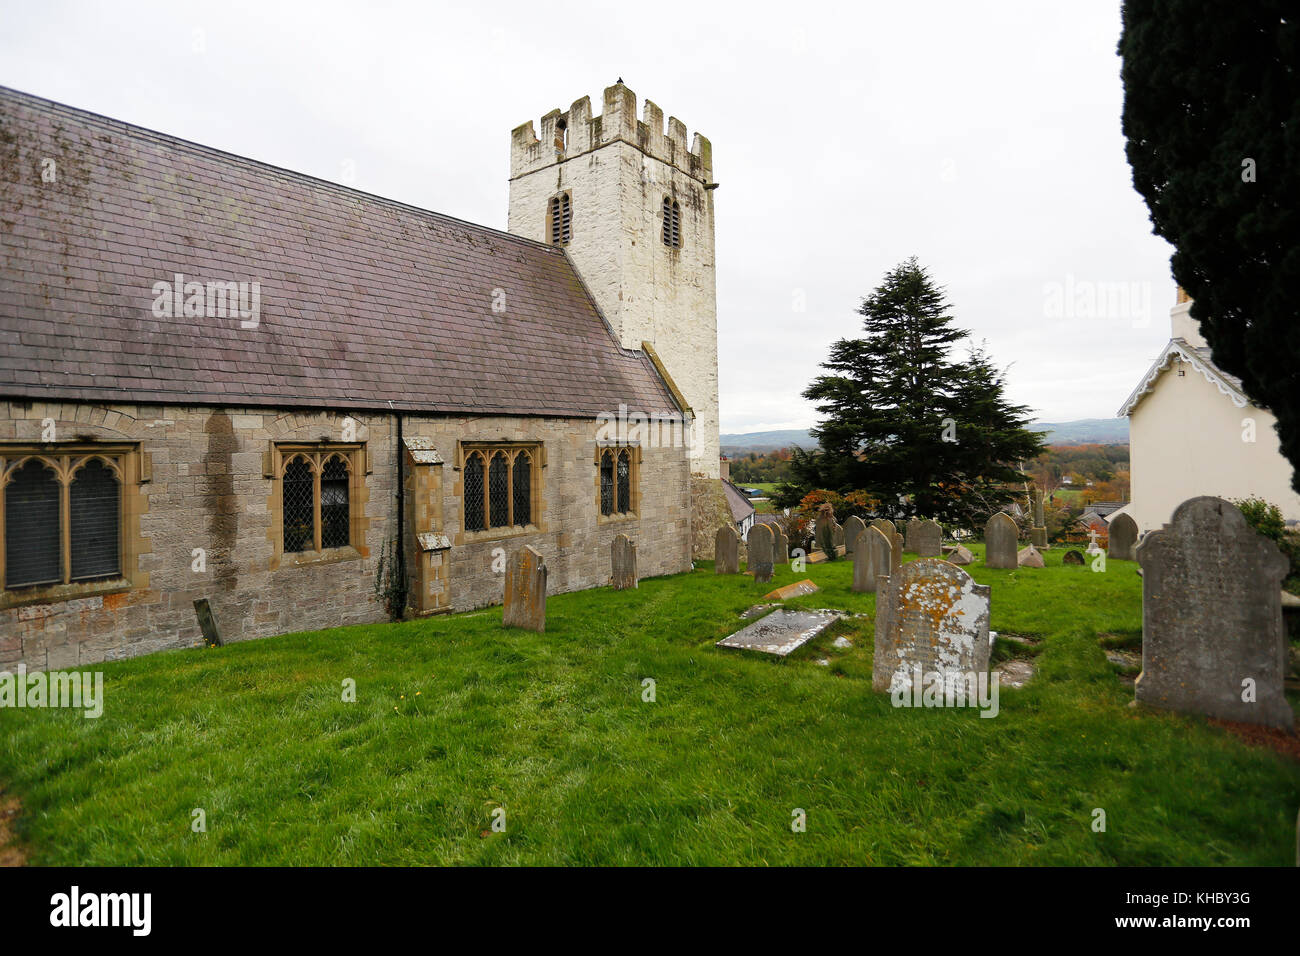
[843,515,866,556]
[1135,496,1294,730]
[715,526,739,574]
[748,523,775,584]
[503,546,547,632]
[905,517,922,551]
[853,525,892,593]
[914,519,942,557]
[1108,513,1139,561]
[984,512,1018,569]
[872,558,991,694]
[611,533,637,590]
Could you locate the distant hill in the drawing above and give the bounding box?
[720,419,1127,454]
[1030,419,1129,445]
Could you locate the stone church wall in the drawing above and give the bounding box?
[0,399,692,671]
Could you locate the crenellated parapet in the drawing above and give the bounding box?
[510,81,713,183]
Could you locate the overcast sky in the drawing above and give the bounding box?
[0,0,1175,433]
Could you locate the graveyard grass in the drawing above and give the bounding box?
[2,546,1298,866]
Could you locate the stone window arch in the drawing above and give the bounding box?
[548,192,572,246]
[662,196,681,248]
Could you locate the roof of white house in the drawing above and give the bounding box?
[1117,338,1250,418]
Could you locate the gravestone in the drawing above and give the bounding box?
[914,519,942,557]
[905,517,923,551]
[763,579,819,601]
[1030,489,1048,549]
[748,524,775,584]
[843,515,867,556]
[1135,496,1294,730]
[853,525,894,593]
[872,558,991,694]
[815,510,837,556]
[891,533,903,573]
[717,608,843,657]
[193,598,224,647]
[946,544,973,566]
[773,528,788,565]
[611,534,637,590]
[870,518,896,539]
[503,546,547,632]
[984,512,1018,569]
[1062,549,1085,566]
[1086,529,1103,555]
[715,526,739,574]
[1108,513,1138,561]
[1017,544,1045,568]
[832,521,845,549]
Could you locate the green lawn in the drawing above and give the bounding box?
[2,545,1297,866]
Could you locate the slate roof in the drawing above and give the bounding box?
[721,478,756,526]
[0,86,681,418]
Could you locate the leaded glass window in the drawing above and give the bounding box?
[464,453,485,532]
[4,459,61,588]
[616,449,631,514]
[489,452,509,528]
[600,450,614,516]
[70,458,120,580]
[321,455,350,549]
[283,456,314,553]
[512,452,531,527]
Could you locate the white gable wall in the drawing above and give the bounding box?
[1129,357,1300,531]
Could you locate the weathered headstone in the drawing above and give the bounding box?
[717,607,844,657]
[843,515,867,556]
[193,598,224,647]
[1062,549,1085,566]
[984,512,1018,569]
[747,523,775,584]
[1017,544,1045,568]
[905,517,922,551]
[1108,513,1138,561]
[1135,496,1294,730]
[773,528,788,565]
[891,532,903,573]
[611,534,637,590]
[832,521,845,549]
[715,526,739,574]
[946,544,973,566]
[763,579,819,601]
[870,518,896,539]
[853,526,893,593]
[872,558,991,694]
[503,546,547,632]
[914,519,942,557]
[1030,489,1048,549]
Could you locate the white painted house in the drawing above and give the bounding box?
[1116,289,1300,532]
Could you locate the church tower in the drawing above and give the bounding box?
[507,82,720,480]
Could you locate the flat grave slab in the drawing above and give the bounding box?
[716,608,844,657]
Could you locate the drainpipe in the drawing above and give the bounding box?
[393,405,406,611]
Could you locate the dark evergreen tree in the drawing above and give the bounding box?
[1120,1,1300,491]
[775,258,1043,525]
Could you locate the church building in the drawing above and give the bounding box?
[1116,287,1300,532]
[0,82,727,670]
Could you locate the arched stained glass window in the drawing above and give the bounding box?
[70,458,120,580]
